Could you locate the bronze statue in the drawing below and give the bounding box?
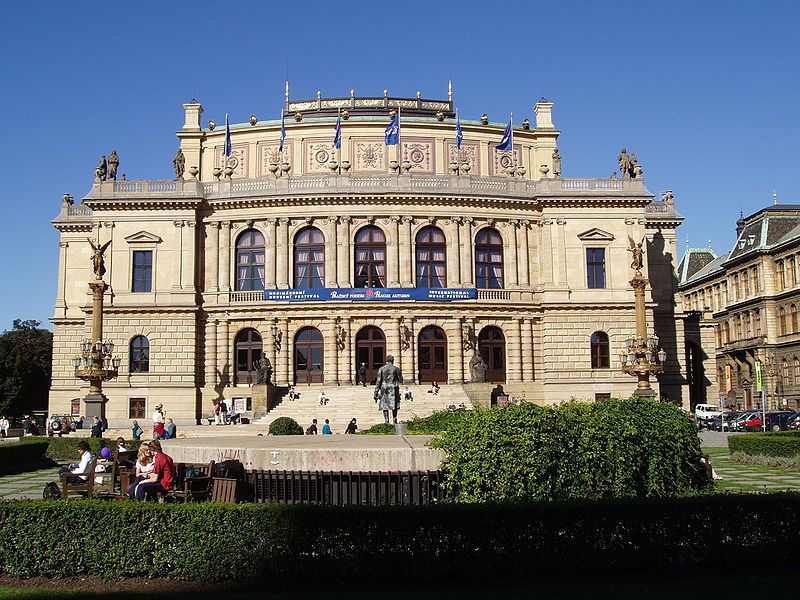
[87,238,112,280]
[254,353,272,385]
[173,149,185,179]
[552,148,562,177]
[107,150,119,180]
[469,353,488,383]
[374,355,404,424]
[95,155,107,181]
[628,235,644,274]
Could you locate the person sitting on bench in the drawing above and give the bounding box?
[58,441,93,484]
[134,440,175,501]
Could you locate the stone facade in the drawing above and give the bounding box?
[50,94,685,425]
[679,205,800,411]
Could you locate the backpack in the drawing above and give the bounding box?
[43,482,61,500]
[214,459,245,480]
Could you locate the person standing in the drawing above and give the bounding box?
[213,400,222,425]
[0,416,8,438]
[134,440,175,501]
[374,355,404,424]
[152,403,166,439]
[358,362,368,387]
[321,419,332,435]
[90,416,103,438]
[131,420,143,440]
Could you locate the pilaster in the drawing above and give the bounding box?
[219,221,232,292]
[325,217,338,287]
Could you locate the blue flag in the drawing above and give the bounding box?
[333,115,341,150]
[495,116,513,152]
[223,113,232,157]
[385,112,400,145]
[279,109,286,152]
[455,109,463,150]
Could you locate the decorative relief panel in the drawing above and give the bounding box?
[489,144,522,177]
[446,141,479,172]
[305,140,335,174]
[401,138,434,173]
[352,139,386,172]
[258,143,293,177]
[216,144,248,178]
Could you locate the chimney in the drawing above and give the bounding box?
[182,100,203,131]
[534,99,554,129]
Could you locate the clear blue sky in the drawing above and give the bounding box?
[1,0,798,330]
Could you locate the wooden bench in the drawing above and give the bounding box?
[61,458,97,499]
[169,461,215,502]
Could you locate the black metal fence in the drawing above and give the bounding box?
[246,470,447,506]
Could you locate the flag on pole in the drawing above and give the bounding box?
[455,108,463,150]
[385,111,400,145]
[495,115,513,152]
[223,113,232,157]
[333,113,342,150]
[279,109,286,152]
[755,360,763,393]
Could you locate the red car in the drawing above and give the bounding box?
[739,414,763,432]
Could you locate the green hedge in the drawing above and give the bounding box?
[0,437,142,462]
[361,409,469,435]
[434,398,709,502]
[268,416,303,435]
[0,493,798,582]
[728,431,800,458]
[0,440,49,474]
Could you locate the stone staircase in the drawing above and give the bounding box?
[257,383,470,432]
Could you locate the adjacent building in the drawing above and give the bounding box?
[50,90,685,425]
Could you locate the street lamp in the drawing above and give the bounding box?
[619,334,667,398]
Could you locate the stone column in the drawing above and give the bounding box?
[507,220,519,288]
[219,221,232,292]
[217,318,229,387]
[518,220,530,288]
[276,218,289,289]
[456,319,466,382]
[264,218,276,288]
[54,241,69,317]
[186,222,197,290]
[266,319,278,385]
[393,316,405,377]
[446,219,460,288]
[280,318,290,384]
[408,318,417,384]
[205,318,217,389]
[400,217,414,287]
[327,317,340,385]
[342,317,352,385]
[511,318,523,382]
[557,219,568,287]
[389,216,401,287]
[337,217,351,287]
[103,222,115,287]
[528,220,538,289]
[460,218,474,287]
[452,218,463,284]
[445,320,464,383]
[207,222,220,292]
[325,217,338,287]
[172,221,185,289]
[521,317,533,382]
[539,219,554,287]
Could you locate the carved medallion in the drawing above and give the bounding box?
[401,139,434,173]
[259,143,292,176]
[216,144,248,177]
[490,145,522,176]
[305,141,334,174]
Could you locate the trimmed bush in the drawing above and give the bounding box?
[0,437,142,462]
[434,398,710,502]
[268,416,303,435]
[360,409,469,435]
[0,494,799,582]
[729,431,800,458]
[0,440,49,474]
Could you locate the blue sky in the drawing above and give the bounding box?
[1,0,799,330]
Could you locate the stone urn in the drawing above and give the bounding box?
[294,112,303,122]
[249,114,257,126]
[461,162,471,174]
[329,159,339,173]
[268,162,279,176]
[281,161,291,174]
[517,166,527,176]
[401,160,412,173]
[436,111,445,122]
[224,165,234,178]
[212,166,222,180]
[449,161,459,174]
[341,160,351,172]
[389,160,399,173]
[539,164,549,177]
[188,166,199,179]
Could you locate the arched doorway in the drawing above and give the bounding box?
[355,326,386,384]
[418,325,447,383]
[235,328,262,385]
[294,327,324,383]
[478,326,506,382]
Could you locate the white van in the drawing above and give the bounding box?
[694,404,722,421]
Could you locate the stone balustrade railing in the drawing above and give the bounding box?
[225,288,516,304]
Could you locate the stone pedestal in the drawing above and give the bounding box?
[251,384,275,419]
[83,392,108,422]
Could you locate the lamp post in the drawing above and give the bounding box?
[72,240,121,422]
[619,272,667,398]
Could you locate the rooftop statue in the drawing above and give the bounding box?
[94,155,107,182]
[173,149,185,179]
[552,148,562,177]
[107,150,120,181]
[617,148,630,179]
[88,239,112,280]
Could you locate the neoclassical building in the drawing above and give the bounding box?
[680,205,800,411]
[50,90,685,425]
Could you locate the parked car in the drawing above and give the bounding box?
[738,413,764,432]
[712,411,744,432]
[695,404,722,428]
[47,414,73,437]
[765,411,796,431]
[732,411,761,432]
[788,412,800,430]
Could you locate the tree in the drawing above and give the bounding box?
[0,319,53,417]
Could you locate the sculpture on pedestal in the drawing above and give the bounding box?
[94,155,107,181]
[87,239,112,280]
[374,355,404,424]
[469,353,488,383]
[173,149,185,179]
[107,150,120,181]
[255,352,273,385]
[628,235,644,276]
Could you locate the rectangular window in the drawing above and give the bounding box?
[595,393,611,402]
[129,397,146,419]
[132,250,153,292]
[70,400,81,416]
[586,248,606,289]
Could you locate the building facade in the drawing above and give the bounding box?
[50,92,685,425]
[679,205,800,412]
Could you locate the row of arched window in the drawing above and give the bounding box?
[236,225,506,290]
[719,357,800,391]
[125,330,613,377]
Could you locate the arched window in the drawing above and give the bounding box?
[475,227,504,289]
[235,328,262,385]
[783,359,790,384]
[754,309,762,336]
[734,315,742,340]
[294,226,325,288]
[235,229,265,291]
[130,336,150,373]
[752,266,760,293]
[792,304,798,333]
[744,312,751,338]
[590,331,610,369]
[723,321,730,343]
[780,307,787,336]
[354,226,386,287]
[415,226,447,288]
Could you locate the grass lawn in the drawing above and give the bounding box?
[704,446,800,492]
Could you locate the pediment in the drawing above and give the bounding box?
[577,228,615,242]
[124,231,163,244]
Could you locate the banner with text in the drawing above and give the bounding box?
[263,287,477,302]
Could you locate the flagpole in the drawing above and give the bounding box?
[397,105,402,170]
[510,112,515,169]
[337,107,341,173]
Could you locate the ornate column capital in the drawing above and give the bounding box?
[390,215,402,224]
[340,216,352,224]
[402,216,414,225]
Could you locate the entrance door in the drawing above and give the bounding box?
[355,326,385,384]
[235,328,263,385]
[478,326,506,382]
[418,325,447,383]
[294,327,324,383]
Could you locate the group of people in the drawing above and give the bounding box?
[212,399,240,425]
[305,417,358,435]
[151,403,177,438]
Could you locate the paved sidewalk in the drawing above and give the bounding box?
[0,465,63,500]
[705,447,800,492]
